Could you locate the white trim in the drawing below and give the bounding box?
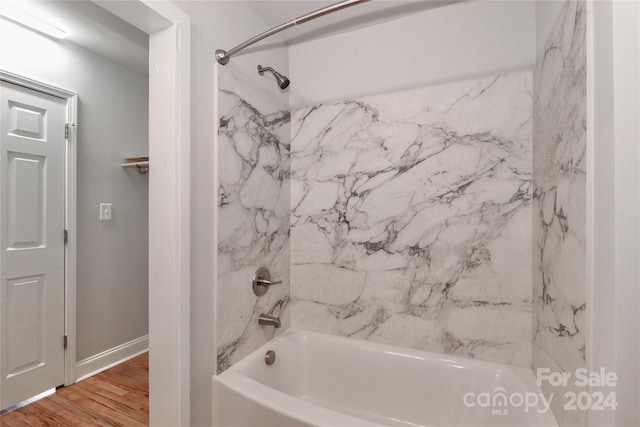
[588,2,640,425]
[586,3,617,426]
[612,4,640,425]
[64,94,78,386]
[105,2,191,425]
[0,69,78,387]
[0,70,74,99]
[637,1,640,381]
[75,336,149,382]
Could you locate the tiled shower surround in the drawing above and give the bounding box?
[216,24,586,384]
[290,71,534,367]
[532,2,586,426]
[216,70,291,373]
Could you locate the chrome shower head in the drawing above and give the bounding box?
[258,65,290,90]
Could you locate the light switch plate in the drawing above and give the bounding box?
[100,203,112,221]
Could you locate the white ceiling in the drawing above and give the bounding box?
[245,0,461,46]
[11,0,461,75]
[12,0,149,75]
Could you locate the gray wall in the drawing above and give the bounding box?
[288,0,535,109]
[0,19,149,362]
[74,56,149,361]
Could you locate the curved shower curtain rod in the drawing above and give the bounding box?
[215,0,370,65]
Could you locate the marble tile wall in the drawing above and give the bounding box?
[290,71,534,367]
[215,70,291,373]
[532,2,587,426]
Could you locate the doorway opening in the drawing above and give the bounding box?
[0,1,189,424]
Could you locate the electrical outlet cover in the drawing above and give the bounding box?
[100,203,112,221]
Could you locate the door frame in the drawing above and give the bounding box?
[587,1,640,425]
[0,69,78,387]
[94,2,191,425]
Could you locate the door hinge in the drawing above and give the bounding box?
[64,229,68,244]
[64,335,68,350]
[65,123,78,139]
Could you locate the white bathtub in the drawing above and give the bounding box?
[213,329,558,427]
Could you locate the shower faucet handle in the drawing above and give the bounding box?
[258,314,281,329]
[252,267,282,296]
[255,278,282,286]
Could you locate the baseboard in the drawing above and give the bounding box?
[75,335,148,382]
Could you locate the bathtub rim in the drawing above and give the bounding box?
[224,327,540,381]
[213,327,558,427]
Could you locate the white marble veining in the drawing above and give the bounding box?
[216,70,290,373]
[290,71,533,367]
[532,2,587,426]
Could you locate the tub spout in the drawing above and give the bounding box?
[258,314,281,328]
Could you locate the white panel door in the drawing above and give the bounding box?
[0,80,66,410]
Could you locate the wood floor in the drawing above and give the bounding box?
[1,353,149,427]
